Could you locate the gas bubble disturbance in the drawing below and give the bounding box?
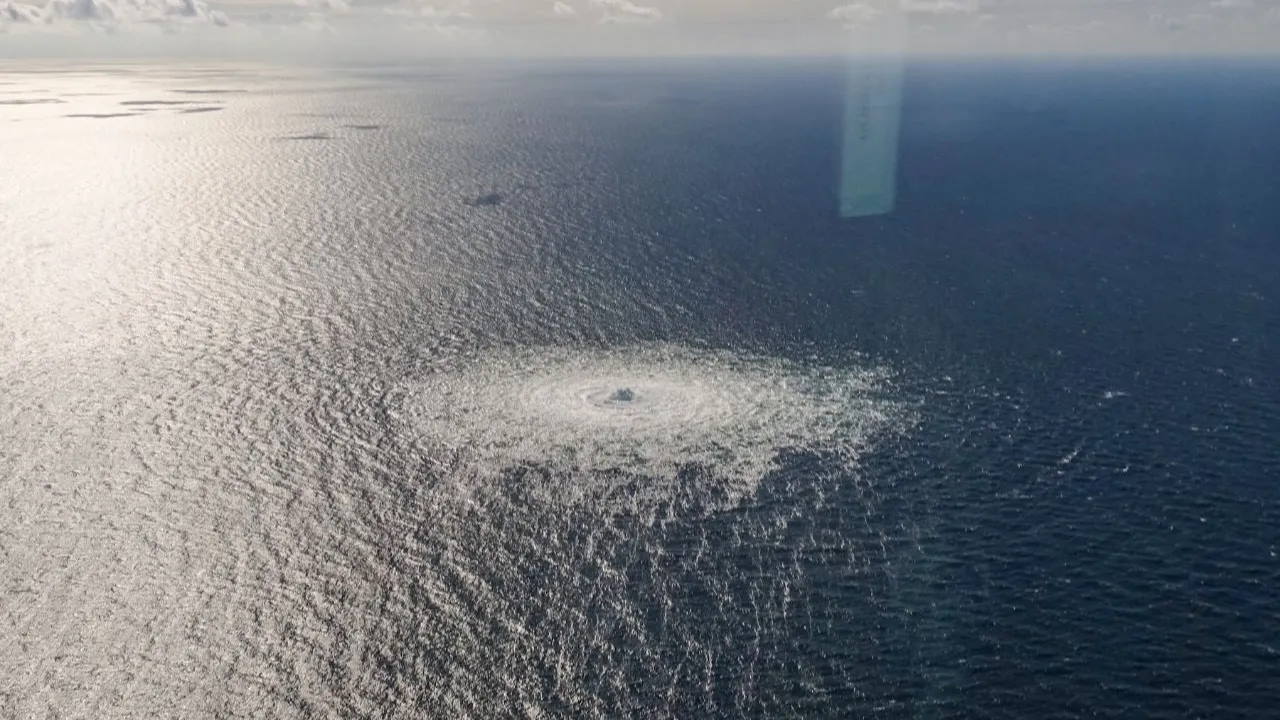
[402,344,910,512]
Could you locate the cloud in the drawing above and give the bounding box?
[0,0,228,27]
[828,3,881,27]
[900,0,979,15]
[5,0,1279,53]
[384,0,474,22]
[828,0,978,27]
[296,0,350,13]
[1149,7,1217,32]
[2,0,45,22]
[589,0,661,23]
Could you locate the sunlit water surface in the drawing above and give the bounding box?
[1,61,1278,718]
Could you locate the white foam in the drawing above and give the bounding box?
[403,344,907,512]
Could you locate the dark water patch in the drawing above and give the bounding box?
[343,123,382,130]
[63,112,142,119]
[0,98,64,105]
[178,106,224,114]
[276,132,332,141]
[120,100,198,106]
[172,89,246,95]
[463,192,505,207]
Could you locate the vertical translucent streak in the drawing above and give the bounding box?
[839,15,905,218]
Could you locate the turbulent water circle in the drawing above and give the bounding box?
[405,344,907,510]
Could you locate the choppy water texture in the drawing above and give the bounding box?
[1,60,1279,719]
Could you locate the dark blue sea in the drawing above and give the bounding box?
[1,58,1278,718]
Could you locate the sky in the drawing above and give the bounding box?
[1,0,1278,58]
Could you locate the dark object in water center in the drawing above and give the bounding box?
[608,388,636,403]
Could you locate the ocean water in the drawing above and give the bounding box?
[1,59,1278,718]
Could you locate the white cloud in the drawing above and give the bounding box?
[1150,8,1217,31]
[901,0,979,15]
[384,0,473,22]
[828,2,881,26]
[296,0,350,13]
[0,0,228,27]
[2,0,45,22]
[590,0,661,23]
[4,0,1279,53]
